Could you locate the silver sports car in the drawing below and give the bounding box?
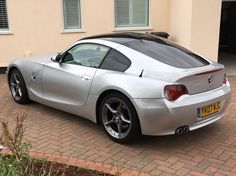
[7,32,231,143]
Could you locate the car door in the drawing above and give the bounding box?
[42,43,110,113]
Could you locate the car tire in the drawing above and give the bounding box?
[99,92,140,143]
[9,69,30,104]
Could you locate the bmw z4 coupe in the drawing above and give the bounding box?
[7,32,231,143]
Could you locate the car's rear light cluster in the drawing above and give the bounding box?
[223,74,228,84]
[164,85,189,101]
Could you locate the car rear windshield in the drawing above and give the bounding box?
[121,38,210,68]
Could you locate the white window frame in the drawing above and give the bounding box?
[61,0,84,33]
[0,0,12,35]
[114,0,151,31]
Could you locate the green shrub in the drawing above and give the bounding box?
[0,155,24,176]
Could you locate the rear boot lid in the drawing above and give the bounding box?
[176,64,224,95]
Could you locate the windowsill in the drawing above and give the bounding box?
[61,29,85,34]
[0,31,13,35]
[113,26,153,32]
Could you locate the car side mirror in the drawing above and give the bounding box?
[51,53,62,63]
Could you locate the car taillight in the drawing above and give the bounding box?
[164,85,189,101]
[223,74,228,84]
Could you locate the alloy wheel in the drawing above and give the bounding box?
[10,72,22,101]
[102,98,132,139]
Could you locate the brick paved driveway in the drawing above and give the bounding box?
[0,75,236,176]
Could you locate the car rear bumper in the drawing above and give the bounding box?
[133,83,231,136]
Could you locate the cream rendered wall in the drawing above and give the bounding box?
[169,0,193,48]
[169,0,222,62]
[0,0,170,66]
[191,0,222,61]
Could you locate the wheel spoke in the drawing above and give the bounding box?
[11,83,17,87]
[120,114,131,124]
[18,88,22,97]
[13,74,20,84]
[105,120,115,126]
[105,104,117,114]
[117,123,122,138]
[12,89,16,98]
[15,88,20,97]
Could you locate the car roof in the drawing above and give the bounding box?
[80,32,167,45]
[81,32,210,69]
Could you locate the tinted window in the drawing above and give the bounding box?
[62,44,110,68]
[100,49,131,72]
[116,38,210,68]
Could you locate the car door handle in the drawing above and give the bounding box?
[81,75,91,81]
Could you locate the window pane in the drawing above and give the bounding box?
[115,0,148,28]
[63,44,110,68]
[0,0,9,30]
[100,49,131,72]
[115,0,129,27]
[133,0,148,26]
[63,0,81,29]
[124,39,209,68]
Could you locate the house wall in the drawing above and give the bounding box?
[0,0,223,67]
[169,0,193,47]
[0,0,170,66]
[190,0,222,61]
[169,0,222,62]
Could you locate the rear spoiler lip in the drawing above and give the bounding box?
[194,68,224,76]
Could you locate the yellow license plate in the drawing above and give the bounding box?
[197,102,221,119]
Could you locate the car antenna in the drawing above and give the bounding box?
[139,69,144,78]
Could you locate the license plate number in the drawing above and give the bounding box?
[197,102,221,119]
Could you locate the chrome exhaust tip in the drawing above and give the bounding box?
[175,126,189,135]
[175,128,183,134]
[183,126,189,133]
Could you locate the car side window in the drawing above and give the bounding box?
[100,49,131,72]
[62,44,110,68]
